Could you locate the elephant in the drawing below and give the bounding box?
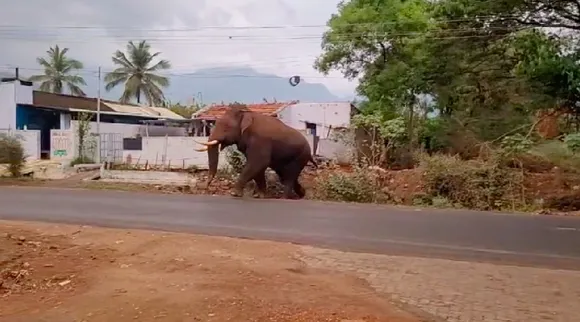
[194,106,317,199]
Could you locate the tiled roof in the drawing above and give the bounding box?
[31,91,184,120]
[193,101,297,120]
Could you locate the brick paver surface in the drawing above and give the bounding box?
[297,247,580,322]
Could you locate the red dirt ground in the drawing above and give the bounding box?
[0,220,422,322]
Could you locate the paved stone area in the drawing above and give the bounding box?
[297,247,580,322]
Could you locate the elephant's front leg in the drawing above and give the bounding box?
[231,162,268,198]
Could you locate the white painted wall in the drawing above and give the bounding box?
[0,82,16,130]
[121,134,318,170]
[50,129,75,162]
[0,129,41,161]
[15,82,33,104]
[122,136,229,169]
[317,139,354,164]
[70,120,187,138]
[278,102,352,139]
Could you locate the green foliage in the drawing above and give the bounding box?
[314,165,382,203]
[165,101,201,119]
[224,146,246,174]
[564,133,580,154]
[70,156,95,166]
[0,133,26,177]
[28,45,87,96]
[75,112,97,164]
[420,154,526,211]
[104,40,171,106]
[352,111,408,166]
[500,134,533,156]
[529,141,580,172]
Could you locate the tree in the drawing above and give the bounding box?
[28,45,87,96]
[104,40,171,106]
[166,101,202,119]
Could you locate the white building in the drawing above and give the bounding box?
[0,77,185,160]
[193,101,357,139]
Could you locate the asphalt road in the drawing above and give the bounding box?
[1,186,580,269]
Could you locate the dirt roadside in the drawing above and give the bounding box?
[0,220,423,322]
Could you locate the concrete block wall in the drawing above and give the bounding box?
[317,139,354,164]
[0,129,41,161]
[70,120,187,138]
[122,136,228,169]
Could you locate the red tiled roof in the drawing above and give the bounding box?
[194,101,297,120]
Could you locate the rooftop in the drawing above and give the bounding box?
[31,91,185,120]
[193,101,297,120]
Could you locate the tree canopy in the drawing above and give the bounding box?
[104,40,171,106]
[29,45,87,96]
[316,0,580,155]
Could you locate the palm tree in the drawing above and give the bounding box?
[104,40,171,106]
[28,45,87,96]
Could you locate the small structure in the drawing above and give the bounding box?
[192,101,357,139]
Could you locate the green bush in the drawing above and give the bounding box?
[0,133,26,177]
[70,156,95,167]
[224,146,246,174]
[564,133,580,154]
[314,165,382,203]
[529,141,580,172]
[420,154,526,211]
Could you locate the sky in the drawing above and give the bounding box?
[0,0,357,100]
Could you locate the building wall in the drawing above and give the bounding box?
[121,136,229,169]
[15,82,33,105]
[278,102,352,139]
[70,120,187,138]
[0,129,41,160]
[0,82,16,130]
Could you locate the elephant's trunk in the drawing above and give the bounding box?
[206,143,220,187]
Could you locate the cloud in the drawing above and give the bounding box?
[0,0,356,99]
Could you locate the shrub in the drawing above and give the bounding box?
[420,154,526,211]
[224,146,246,174]
[314,165,383,203]
[564,133,580,154]
[529,141,580,172]
[70,156,95,167]
[0,133,26,177]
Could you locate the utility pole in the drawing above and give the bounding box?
[96,66,101,163]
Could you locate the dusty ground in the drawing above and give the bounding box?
[0,220,422,322]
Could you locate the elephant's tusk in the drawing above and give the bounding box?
[194,139,219,146]
[194,147,208,152]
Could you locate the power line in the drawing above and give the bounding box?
[0,15,521,32]
[0,28,523,46]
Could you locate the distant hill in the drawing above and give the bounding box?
[74,66,340,105]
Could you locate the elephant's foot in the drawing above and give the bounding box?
[230,188,244,197]
[252,191,266,199]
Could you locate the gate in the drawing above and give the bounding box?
[98,133,123,164]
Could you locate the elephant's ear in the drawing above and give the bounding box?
[240,112,254,135]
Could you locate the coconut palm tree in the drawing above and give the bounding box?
[104,40,171,106]
[28,45,87,96]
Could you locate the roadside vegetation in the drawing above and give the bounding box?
[311,0,580,213]
[0,133,26,177]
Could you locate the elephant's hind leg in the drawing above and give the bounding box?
[252,171,267,198]
[294,180,306,199]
